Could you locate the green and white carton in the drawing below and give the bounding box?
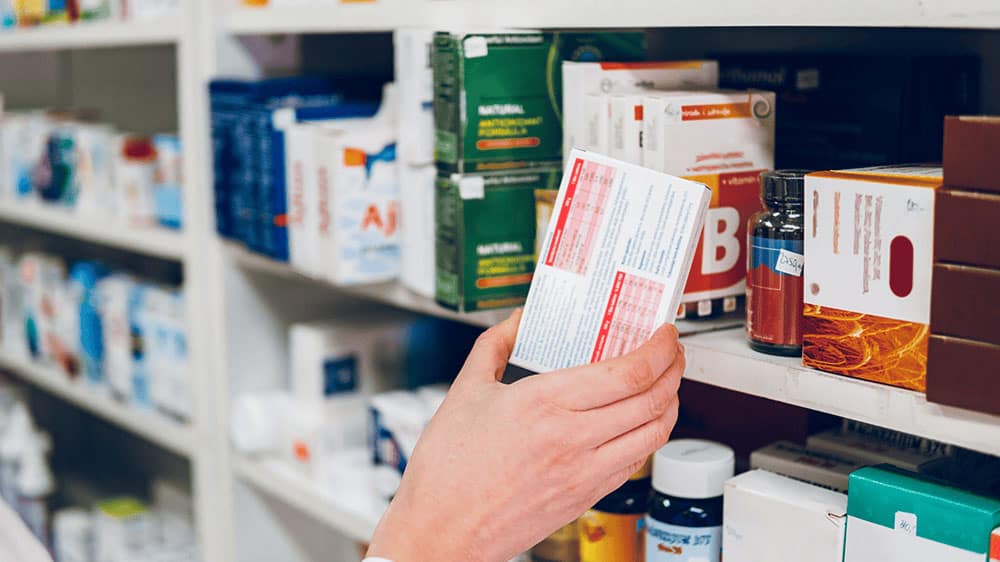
[433,31,563,172]
[436,168,561,312]
[844,465,1000,562]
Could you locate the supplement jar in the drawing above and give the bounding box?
[646,439,734,562]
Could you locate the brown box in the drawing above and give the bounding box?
[931,263,1000,345]
[927,334,1000,416]
[935,188,1000,269]
[943,116,1000,193]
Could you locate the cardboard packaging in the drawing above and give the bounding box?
[435,168,561,312]
[562,60,719,159]
[749,441,864,493]
[400,165,437,298]
[432,31,562,173]
[944,116,1000,193]
[992,528,999,562]
[844,466,1000,562]
[642,89,775,307]
[313,122,401,286]
[806,429,951,473]
[510,150,710,373]
[935,188,1000,269]
[931,263,1000,346]
[394,29,435,166]
[927,334,1000,416]
[608,94,644,165]
[718,54,980,170]
[803,166,942,392]
[723,470,846,562]
[840,419,953,457]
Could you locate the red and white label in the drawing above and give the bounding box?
[544,158,614,274]
[592,272,665,362]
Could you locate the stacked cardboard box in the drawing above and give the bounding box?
[927,116,1000,416]
[431,32,645,312]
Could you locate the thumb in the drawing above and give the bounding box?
[457,308,523,385]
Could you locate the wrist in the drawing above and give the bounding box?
[367,489,480,562]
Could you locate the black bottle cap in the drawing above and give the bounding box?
[761,170,810,203]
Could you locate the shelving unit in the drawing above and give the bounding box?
[234,457,385,544]
[0,17,179,52]
[0,202,186,260]
[0,352,194,456]
[226,0,1000,32]
[683,329,1000,457]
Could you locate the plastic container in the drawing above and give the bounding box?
[646,439,734,562]
[579,460,651,562]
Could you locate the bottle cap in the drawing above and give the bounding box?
[761,169,810,204]
[652,439,734,499]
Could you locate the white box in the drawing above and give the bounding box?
[399,164,437,298]
[643,89,775,303]
[582,93,609,155]
[314,120,401,285]
[750,441,864,493]
[807,429,950,473]
[394,29,435,166]
[562,60,718,159]
[510,149,710,373]
[284,123,323,277]
[723,470,847,562]
[609,94,644,165]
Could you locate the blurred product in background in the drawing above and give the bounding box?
[0,0,178,28]
[0,245,190,422]
[0,110,184,230]
[0,377,199,561]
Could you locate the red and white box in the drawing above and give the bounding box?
[510,149,710,373]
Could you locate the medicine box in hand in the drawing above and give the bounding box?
[510,149,710,373]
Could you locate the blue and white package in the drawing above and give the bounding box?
[153,134,183,229]
[97,274,137,401]
[314,120,400,285]
[68,261,109,386]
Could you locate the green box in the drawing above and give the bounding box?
[436,168,561,312]
[845,465,1000,561]
[433,31,562,172]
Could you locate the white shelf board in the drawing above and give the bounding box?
[0,201,186,260]
[227,0,1000,34]
[0,352,194,456]
[234,456,386,543]
[0,17,180,52]
[229,243,742,334]
[682,328,1000,457]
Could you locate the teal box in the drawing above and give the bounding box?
[844,465,1000,562]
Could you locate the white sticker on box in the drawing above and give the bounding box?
[775,249,805,276]
[894,511,917,536]
[458,177,485,200]
[463,37,488,59]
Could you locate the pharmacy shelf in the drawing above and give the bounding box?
[0,352,194,457]
[234,456,386,543]
[682,328,1000,457]
[226,0,1000,33]
[0,201,186,261]
[229,243,743,334]
[0,17,180,52]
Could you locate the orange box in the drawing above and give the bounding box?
[802,166,942,391]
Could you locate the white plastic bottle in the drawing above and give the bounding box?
[0,402,32,505]
[53,508,93,562]
[17,430,53,549]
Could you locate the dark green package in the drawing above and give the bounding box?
[436,168,561,312]
[547,32,647,122]
[433,31,563,172]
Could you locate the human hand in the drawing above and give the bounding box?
[366,308,685,562]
